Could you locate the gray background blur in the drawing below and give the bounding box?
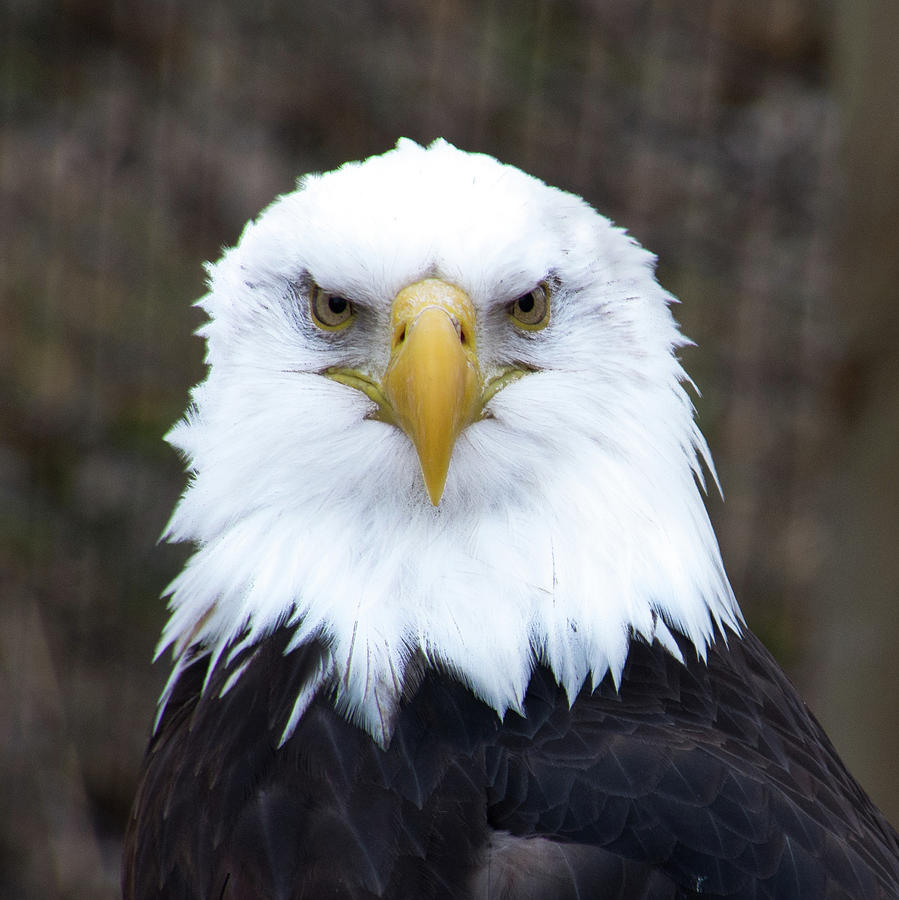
[3,1,898,896]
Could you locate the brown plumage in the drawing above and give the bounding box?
[124,626,899,898]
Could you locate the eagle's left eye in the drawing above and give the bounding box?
[310,287,355,331]
[508,283,550,330]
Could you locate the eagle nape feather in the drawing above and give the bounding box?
[123,139,899,899]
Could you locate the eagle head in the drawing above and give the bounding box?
[158,139,739,743]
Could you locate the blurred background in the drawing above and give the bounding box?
[3,0,898,896]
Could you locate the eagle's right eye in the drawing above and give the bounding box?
[310,287,355,331]
[508,283,550,331]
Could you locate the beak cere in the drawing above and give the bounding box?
[381,279,482,505]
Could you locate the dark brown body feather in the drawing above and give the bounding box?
[123,627,899,898]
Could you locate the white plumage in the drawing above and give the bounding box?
[158,138,739,744]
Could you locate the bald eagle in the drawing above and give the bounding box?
[123,140,899,898]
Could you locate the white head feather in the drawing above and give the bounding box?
[158,139,741,744]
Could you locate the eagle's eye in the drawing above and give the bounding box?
[310,287,355,331]
[508,283,550,330]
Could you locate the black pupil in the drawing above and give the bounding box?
[328,296,348,316]
[518,294,535,314]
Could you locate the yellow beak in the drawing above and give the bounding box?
[381,279,482,505]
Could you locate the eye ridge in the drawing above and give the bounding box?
[310,286,355,331]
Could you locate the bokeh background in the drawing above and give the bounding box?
[3,0,898,896]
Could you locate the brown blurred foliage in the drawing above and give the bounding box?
[2,1,896,896]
